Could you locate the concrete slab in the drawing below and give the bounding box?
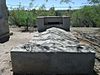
[11,51,95,75]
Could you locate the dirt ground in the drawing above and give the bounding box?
[71,27,100,75]
[0,27,33,75]
[0,27,100,75]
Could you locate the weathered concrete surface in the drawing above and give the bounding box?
[37,16,70,32]
[11,52,95,75]
[0,0,9,43]
[11,27,95,74]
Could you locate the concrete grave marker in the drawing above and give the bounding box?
[11,27,95,75]
[37,16,70,32]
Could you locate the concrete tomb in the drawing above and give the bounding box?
[37,16,70,32]
[11,27,95,75]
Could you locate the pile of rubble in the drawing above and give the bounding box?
[14,27,95,53]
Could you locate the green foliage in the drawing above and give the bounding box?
[9,9,36,27]
[48,7,56,16]
[9,4,56,28]
[9,0,100,28]
[35,5,56,16]
[60,0,71,4]
[44,0,71,3]
[88,0,100,4]
[71,5,100,27]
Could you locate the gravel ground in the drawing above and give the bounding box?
[0,27,100,75]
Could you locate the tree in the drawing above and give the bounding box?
[44,0,71,3]
[87,0,100,4]
[48,7,56,16]
[9,1,37,31]
[71,5,100,27]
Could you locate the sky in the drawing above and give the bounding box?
[6,0,89,10]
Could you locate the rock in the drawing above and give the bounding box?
[14,27,95,53]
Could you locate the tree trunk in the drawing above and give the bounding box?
[26,24,29,31]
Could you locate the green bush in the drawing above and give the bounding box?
[71,5,100,27]
[9,8,37,31]
[9,6,56,29]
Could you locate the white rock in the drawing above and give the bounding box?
[13,27,95,53]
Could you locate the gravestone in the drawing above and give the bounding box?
[0,0,9,43]
[11,27,95,75]
[37,16,70,32]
